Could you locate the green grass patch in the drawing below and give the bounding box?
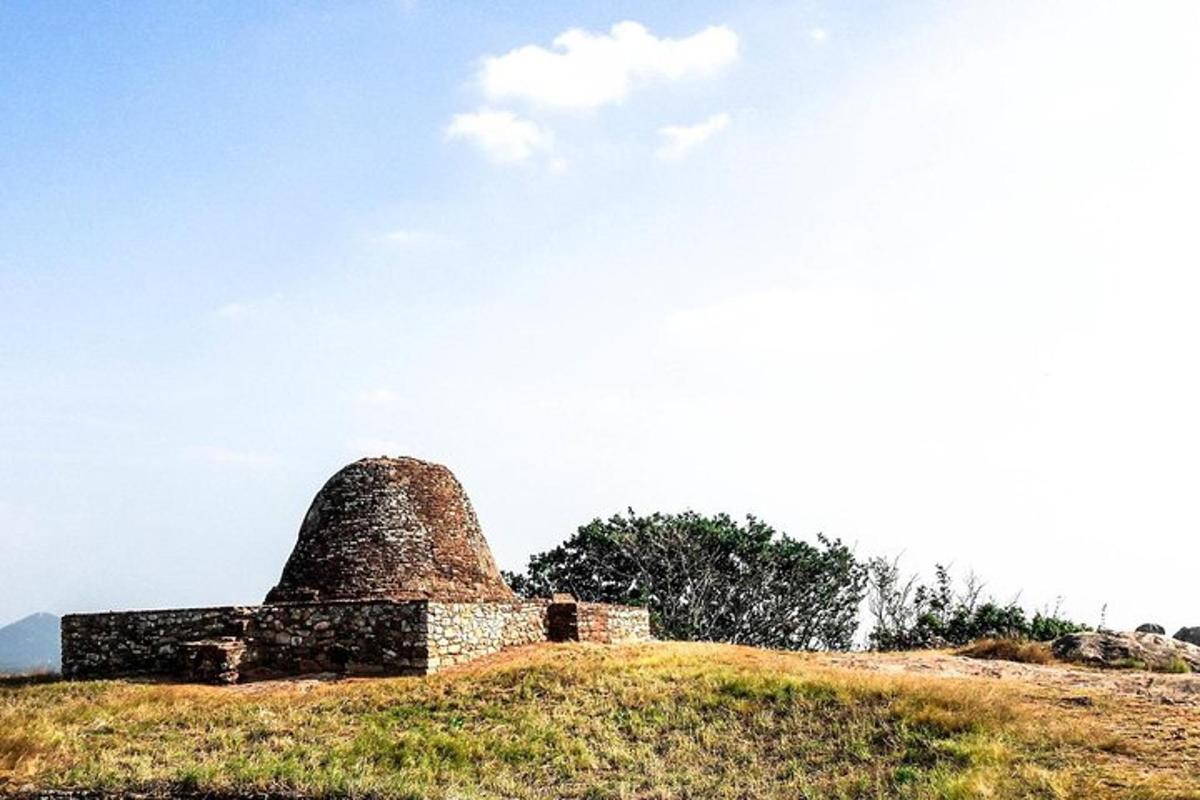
[0,642,1185,798]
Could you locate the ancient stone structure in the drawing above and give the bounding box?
[61,457,650,683]
[266,458,514,604]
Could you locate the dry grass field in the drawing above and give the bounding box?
[2,641,1198,799]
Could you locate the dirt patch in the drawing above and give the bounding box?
[816,649,1200,706]
[813,649,1200,793]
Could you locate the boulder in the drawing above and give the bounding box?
[1174,627,1200,647]
[1135,623,1166,635]
[1052,631,1200,672]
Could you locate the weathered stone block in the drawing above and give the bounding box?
[180,638,246,685]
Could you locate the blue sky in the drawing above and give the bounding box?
[3,2,1199,633]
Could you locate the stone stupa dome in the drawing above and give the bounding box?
[265,456,515,604]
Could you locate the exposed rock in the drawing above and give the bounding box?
[266,457,515,603]
[1136,623,1166,635]
[1052,631,1200,672]
[1175,627,1200,647]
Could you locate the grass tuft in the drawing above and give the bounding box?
[959,638,1053,665]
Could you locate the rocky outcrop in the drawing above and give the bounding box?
[1135,623,1166,635]
[1052,631,1200,672]
[266,457,515,604]
[1175,627,1200,647]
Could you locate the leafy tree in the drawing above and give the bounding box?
[507,510,866,651]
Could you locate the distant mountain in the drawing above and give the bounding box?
[0,612,61,674]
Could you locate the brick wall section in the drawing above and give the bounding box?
[425,601,549,669]
[546,601,651,644]
[611,606,652,642]
[576,603,652,644]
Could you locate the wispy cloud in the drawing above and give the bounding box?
[183,445,279,469]
[480,21,739,111]
[656,112,730,160]
[810,28,829,43]
[445,109,554,163]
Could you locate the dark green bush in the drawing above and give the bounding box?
[505,510,867,651]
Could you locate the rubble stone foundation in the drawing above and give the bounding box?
[62,598,650,682]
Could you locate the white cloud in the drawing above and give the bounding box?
[445,109,553,162]
[183,446,278,469]
[656,112,730,160]
[810,28,829,43]
[480,21,739,111]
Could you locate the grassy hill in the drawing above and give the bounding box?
[1,641,1195,799]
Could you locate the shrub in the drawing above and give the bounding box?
[1159,658,1191,675]
[866,558,1087,651]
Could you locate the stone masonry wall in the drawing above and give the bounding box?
[61,606,254,679]
[425,601,549,670]
[422,600,651,670]
[63,599,651,681]
[62,601,430,680]
[243,601,428,677]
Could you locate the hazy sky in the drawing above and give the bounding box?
[3,2,1199,633]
